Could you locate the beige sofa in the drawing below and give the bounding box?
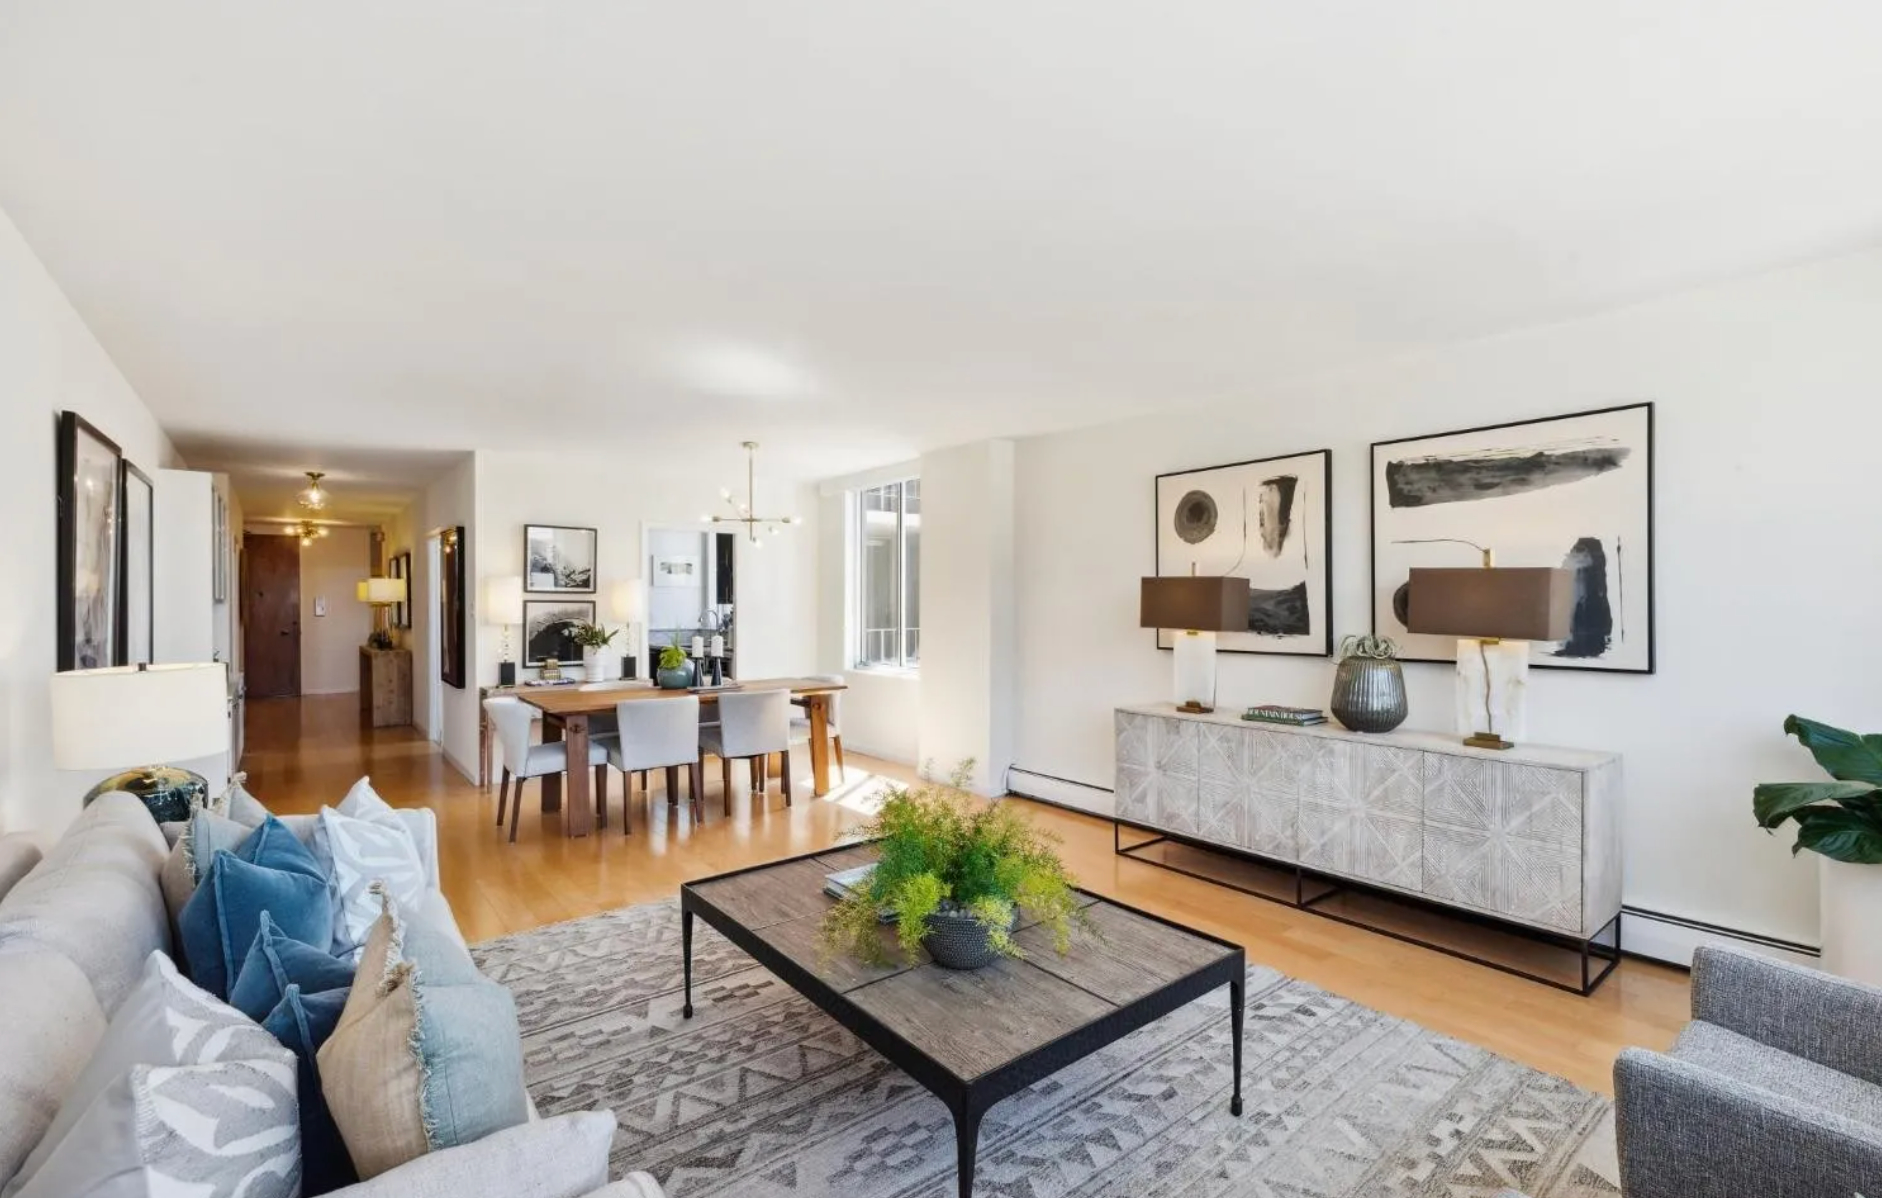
[0,793,661,1198]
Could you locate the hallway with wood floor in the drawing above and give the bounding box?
[242,693,1687,1094]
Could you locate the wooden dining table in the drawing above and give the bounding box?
[516,678,847,838]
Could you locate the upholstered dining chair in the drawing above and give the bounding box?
[602,695,705,828]
[699,689,791,817]
[484,696,610,843]
[790,673,845,785]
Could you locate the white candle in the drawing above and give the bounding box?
[710,634,725,658]
[691,635,705,657]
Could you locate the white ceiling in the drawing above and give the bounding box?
[3,2,1880,499]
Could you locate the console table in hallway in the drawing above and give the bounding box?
[518,678,847,837]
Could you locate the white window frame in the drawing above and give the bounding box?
[852,478,919,673]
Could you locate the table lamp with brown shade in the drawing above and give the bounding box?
[1406,550,1572,749]
[1140,574,1252,714]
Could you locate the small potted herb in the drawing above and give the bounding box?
[564,621,620,682]
[655,642,694,690]
[821,762,1094,970]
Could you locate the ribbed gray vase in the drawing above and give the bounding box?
[1329,656,1408,733]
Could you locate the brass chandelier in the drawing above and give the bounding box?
[706,442,801,547]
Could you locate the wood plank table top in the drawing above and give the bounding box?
[516,676,845,718]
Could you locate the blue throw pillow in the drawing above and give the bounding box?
[229,910,356,1021]
[178,850,333,999]
[263,985,358,1196]
[236,815,327,879]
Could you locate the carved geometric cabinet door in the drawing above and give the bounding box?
[1197,724,1250,849]
[1422,755,1584,932]
[1244,729,1308,860]
[1114,711,1155,826]
[1300,741,1423,890]
[1151,716,1201,836]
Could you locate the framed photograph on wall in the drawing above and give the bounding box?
[57,411,123,670]
[1153,448,1333,657]
[651,554,700,587]
[389,551,412,629]
[523,599,595,667]
[524,524,597,593]
[441,526,467,688]
[120,461,155,665]
[1371,402,1654,673]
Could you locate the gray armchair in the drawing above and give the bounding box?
[1614,945,1882,1198]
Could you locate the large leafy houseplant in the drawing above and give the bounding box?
[821,762,1094,967]
[1753,716,1882,863]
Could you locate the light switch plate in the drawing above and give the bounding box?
[314,597,326,617]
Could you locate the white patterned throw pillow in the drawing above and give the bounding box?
[4,952,299,1198]
[315,777,427,959]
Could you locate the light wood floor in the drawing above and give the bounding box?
[245,693,1688,1094]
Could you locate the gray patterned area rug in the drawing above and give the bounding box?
[472,900,1620,1198]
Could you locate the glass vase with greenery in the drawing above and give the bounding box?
[1754,716,1882,862]
[820,762,1094,967]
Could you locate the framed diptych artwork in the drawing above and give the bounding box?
[523,599,596,667]
[524,524,597,593]
[1153,449,1333,657]
[1371,402,1654,673]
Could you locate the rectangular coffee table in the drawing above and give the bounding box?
[680,844,1247,1198]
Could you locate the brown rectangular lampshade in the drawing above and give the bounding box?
[1140,576,1251,633]
[1406,567,1574,641]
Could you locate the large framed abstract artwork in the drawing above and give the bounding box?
[1154,449,1332,657]
[57,412,124,671]
[1371,402,1654,673]
[523,599,595,668]
[524,524,597,593]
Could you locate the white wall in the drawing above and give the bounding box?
[0,206,186,833]
[295,527,372,695]
[1012,245,1882,950]
[475,447,819,697]
[647,528,711,636]
[412,456,478,779]
[916,440,1016,794]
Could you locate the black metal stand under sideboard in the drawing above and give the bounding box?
[1113,817,1622,996]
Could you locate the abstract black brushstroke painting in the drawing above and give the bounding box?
[1371,403,1653,674]
[1554,537,1613,658]
[1155,449,1331,657]
[1248,582,1310,636]
[1386,444,1630,508]
[1257,475,1297,557]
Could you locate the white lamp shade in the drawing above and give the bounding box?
[357,577,407,605]
[487,575,524,626]
[51,663,229,770]
[610,579,643,624]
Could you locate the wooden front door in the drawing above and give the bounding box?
[243,533,301,698]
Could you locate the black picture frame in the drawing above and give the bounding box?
[1369,401,1655,674]
[522,599,596,668]
[1152,448,1334,658]
[440,526,467,688]
[524,524,598,593]
[389,550,412,629]
[119,461,155,665]
[57,411,124,671]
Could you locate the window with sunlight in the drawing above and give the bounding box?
[855,479,919,670]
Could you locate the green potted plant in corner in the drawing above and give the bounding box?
[821,762,1094,970]
[655,641,694,690]
[1754,715,1882,984]
[564,621,620,683]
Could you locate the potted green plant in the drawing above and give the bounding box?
[1754,715,1882,983]
[655,642,694,690]
[821,762,1094,970]
[564,621,620,683]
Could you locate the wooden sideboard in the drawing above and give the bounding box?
[358,647,413,728]
[1115,703,1622,992]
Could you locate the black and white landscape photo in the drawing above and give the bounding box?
[523,599,595,666]
[525,524,597,593]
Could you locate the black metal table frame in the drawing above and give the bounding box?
[680,845,1248,1198]
[1114,817,1622,996]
